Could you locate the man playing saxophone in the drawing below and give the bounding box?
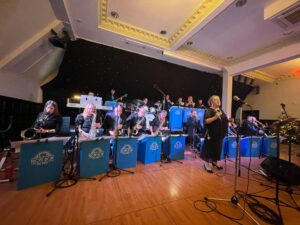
[103,104,126,137]
[75,103,101,138]
[126,105,147,136]
[150,110,169,136]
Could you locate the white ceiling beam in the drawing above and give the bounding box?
[163,49,223,73]
[226,40,300,75]
[170,0,235,51]
[0,20,62,70]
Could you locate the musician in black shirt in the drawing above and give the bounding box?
[32,100,62,138]
[103,104,126,136]
[150,110,169,135]
[126,106,147,135]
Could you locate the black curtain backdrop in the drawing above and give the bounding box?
[42,39,253,119]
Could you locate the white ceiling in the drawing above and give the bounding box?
[1,0,300,85]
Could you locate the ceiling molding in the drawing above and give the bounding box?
[242,70,275,83]
[98,0,225,49]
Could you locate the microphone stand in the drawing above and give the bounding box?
[153,84,166,110]
[204,103,260,225]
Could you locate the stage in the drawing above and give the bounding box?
[0,143,299,225]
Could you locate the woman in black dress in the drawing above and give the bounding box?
[32,100,62,138]
[200,95,228,173]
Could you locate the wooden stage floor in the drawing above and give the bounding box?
[0,144,300,225]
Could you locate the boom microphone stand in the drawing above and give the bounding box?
[153,84,166,110]
[46,128,95,197]
[204,103,260,224]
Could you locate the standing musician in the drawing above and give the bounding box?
[126,105,147,136]
[200,95,228,173]
[29,100,62,138]
[103,104,126,137]
[185,96,195,107]
[75,103,102,138]
[150,110,169,135]
[187,110,204,149]
[165,95,174,111]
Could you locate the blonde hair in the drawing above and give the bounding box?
[207,95,220,106]
[83,103,96,117]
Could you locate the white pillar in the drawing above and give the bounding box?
[222,70,233,118]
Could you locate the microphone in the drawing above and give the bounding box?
[233,96,250,106]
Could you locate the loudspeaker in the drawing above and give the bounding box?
[260,156,300,185]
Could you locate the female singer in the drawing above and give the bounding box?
[75,103,101,138]
[32,100,62,138]
[200,95,228,173]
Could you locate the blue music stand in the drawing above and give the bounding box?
[138,135,162,164]
[222,136,239,158]
[18,140,64,190]
[262,136,277,157]
[182,107,194,123]
[240,136,262,157]
[169,106,183,131]
[105,101,117,113]
[115,137,138,169]
[162,135,186,160]
[79,138,110,177]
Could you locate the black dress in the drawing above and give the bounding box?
[200,108,228,162]
[33,113,62,138]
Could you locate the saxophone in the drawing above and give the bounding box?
[88,113,97,138]
[154,118,165,136]
[133,117,145,135]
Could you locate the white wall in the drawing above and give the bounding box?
[245,78,300,120]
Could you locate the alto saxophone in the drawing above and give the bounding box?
[88,113,98,138]
[154,118,165,136]
[133,117,145,135]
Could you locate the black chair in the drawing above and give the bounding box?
[59,116,70,136]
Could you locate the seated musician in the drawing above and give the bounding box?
[187,110,204,149]
[185,96,195,107]
[103,104,126,137]
[176,97,185,106]
[30,100,62,138]
[126,105,147,136]
[228,118,238,136]
[241,116,265,136]
[150,110,169,136]
[196,99,206,109]
[75,103,102,138]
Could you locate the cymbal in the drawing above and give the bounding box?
[269,117,298,129]
[131,99,144,106]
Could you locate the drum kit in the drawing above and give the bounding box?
[124,99,163,130]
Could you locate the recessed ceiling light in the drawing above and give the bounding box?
[160,30,167,35]
[186,41,193,46]
[226,56,233,60]
[110,11,119,19]
[235,0,247,7]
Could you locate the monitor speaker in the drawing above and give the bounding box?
[260,156,300,185]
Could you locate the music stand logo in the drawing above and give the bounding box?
[271,142,277,149]
[121,144,133,155]
[31,151,54,166]
[174,141,182,150]
[252,142,258,149]
[89,147,104,159]
[150,142,158,151]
